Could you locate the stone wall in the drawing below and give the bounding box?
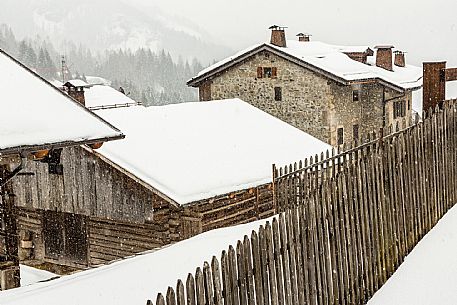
[208,51,333,143]
[204,50,393,145]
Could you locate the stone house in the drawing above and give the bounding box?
[187,26,423,146]
[12,86,330,272]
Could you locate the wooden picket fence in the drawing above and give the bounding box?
[146,100,457,305]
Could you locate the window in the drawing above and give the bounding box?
[257,67,277,78]
[43,211,88,264]
[337,127,344,145]
[394,100,406,119]
[274,87,282,101]
[352,90,360,102]
[353,124,359,142]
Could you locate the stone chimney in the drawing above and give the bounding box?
[269,25,287,48]
[63,80,88,106]
[296,33,311,42]
[394,51,406,67]
[374,45,394,71]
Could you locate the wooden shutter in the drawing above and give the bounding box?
[272,67,277,78]
[257,67,263,78]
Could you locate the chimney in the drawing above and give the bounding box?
[269,25,287,48]
[63,80,88,106]
[296,33,311,42]
[394,50,406,67]
[374,45,394,71]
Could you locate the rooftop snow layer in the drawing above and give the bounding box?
[367,204,457,305]
[191,40,422,91]
[93,98,331,204]
[84,85,137,108]
[20,265,57,287]
[0,50,123,154]
[0,216,274,305]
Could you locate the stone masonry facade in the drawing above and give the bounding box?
[199,50,413,146]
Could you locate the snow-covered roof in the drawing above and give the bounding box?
[84,84,137,109]
[0,50,124,155]
[92,98,331,205]
[0,216,273,305]
[188,40,422,92]
[20,265,57,287]
[367,205,457,305]
[64,79,90,87]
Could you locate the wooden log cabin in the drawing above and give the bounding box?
[0,49,123,288]
[12,87,330,271]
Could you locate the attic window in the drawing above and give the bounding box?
[257,67,277,78]
[352,90,360,102]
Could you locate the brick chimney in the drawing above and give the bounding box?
[269,25,287,48]
[374,45,394,71]
[296,33,311,42]
[394,51,406,67]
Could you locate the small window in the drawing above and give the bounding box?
[257,67,277,79]
[263,67,272,78]
[353,124,359,142]
[337,127,344,145]
[394,100,406,119]
[352,90,360,102]
[274,87,282,101]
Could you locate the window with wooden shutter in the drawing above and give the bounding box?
[257,67,263,78]
[272,67,277,78]
[353,124,359,142]
[337,127,344,145]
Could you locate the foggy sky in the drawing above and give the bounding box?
[128,0,457,66]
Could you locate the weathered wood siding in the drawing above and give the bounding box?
[13,145,276,269]
[12,146,155,224]
[17,206,181,267]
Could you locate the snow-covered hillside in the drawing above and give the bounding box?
[0,0,231,64]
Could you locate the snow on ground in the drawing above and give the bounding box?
[84,85,136,108]
[20,265,57,287]
[192,40,422,91]
[0,216,274,305]
[0,51,123,153]
[367,205,457,305]
[93,99,331,204]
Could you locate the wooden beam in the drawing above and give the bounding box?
[0,165,20,290]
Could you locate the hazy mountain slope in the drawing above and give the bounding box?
[0,0,231,64]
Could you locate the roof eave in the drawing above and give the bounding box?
[84,146,181,208]
[0,134,125,157]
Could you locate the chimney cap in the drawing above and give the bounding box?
[269,25,287,30]
[296,33,312,37]
[394,50,407,54]
[374,45,395,49]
